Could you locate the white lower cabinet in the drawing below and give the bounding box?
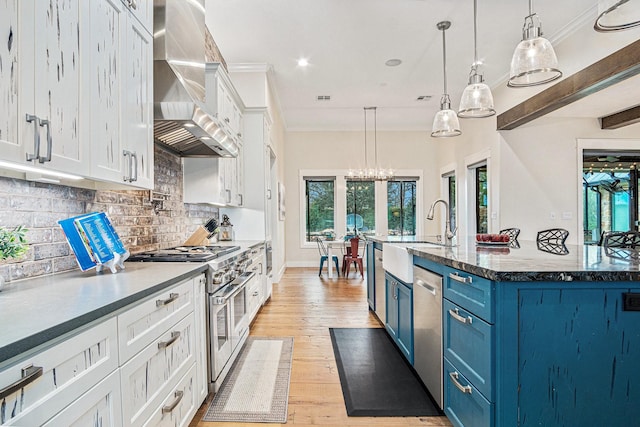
[142,365,198,427]
[0,273,208,427]
[42,370,123,427]
[0,317,118,426]
[119,313,196,427]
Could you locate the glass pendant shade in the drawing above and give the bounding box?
[508,5,562,88]
[431,21,461,138]
[594,0,640,32]
[458,0,495,118]
[432,95,462,137]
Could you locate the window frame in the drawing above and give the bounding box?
[299,169,423,248]
[465,150,491,238]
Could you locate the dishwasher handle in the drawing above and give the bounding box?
[415,279,437,295]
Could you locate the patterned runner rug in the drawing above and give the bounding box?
[202,337,294,423]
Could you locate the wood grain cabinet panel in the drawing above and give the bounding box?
[0,318,118,426]
[42,370,123,427]
[120,314,195,427]
[117,278,194,364]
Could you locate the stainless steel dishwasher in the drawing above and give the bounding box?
[413,265,443,409]
[374,247,385,323]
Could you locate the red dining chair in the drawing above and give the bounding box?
[343,237,364,278]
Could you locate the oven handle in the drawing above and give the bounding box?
[211,271,256,305]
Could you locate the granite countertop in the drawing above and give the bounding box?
[405,238,640,282]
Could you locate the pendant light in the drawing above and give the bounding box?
[432,21,461,138]
[594,0,640,32]
[458,0,495,118]
[347,107,394,181]
[508,0,562,88]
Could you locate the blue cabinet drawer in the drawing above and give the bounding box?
[444,358,494,427]
[443,267,494,323]
[444,299,494,400]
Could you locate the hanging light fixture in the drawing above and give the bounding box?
[348,107,394,181]
[508,0,562,88]
[432,21,461,138]
[458,0,495,118]
[594,0,640,32]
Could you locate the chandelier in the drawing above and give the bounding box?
[347,107,394,181]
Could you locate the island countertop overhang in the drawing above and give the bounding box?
[406,239,640,282]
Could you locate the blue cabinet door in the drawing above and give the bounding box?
[396,280,413,363]
[366,241,375,310]
[385,273,399,340]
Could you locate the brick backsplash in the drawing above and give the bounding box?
[0,146,218,284]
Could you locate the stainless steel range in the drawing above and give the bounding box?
[127,244,254,392]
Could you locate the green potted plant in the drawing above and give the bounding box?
[0,225,28,290]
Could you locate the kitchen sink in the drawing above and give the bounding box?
[382,242,450,283]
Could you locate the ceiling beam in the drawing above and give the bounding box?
[497,39,640,131]
[600,105,640,130]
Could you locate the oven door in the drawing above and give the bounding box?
[229,273,254,350]
[209,293,232,384]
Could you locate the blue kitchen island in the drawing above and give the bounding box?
[401,239,640,427]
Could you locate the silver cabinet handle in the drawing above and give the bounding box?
[259,262,263,275]
[266,189,272,199]
[449,272,472,284]
[122,150,131,181]
[226,189,232,204]
[449,307,473,325]
[129,0,137,10]
[0,365,43,399]
[415,279,437,295]
[238,194,243,206]
[449,371,472,394]
[131,152,138,182]
[161,390,184,413]
[25,114,40,162]
[237,132,242,138]
[158,331,181,349]
[253,291,259,296]
[38,119,52,163]
[224,117,230,123]
[156,292,179,307]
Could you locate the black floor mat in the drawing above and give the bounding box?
[329,327,442,417]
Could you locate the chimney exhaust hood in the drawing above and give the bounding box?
[153,0,238,158]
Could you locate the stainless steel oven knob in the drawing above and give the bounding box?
[212,271,226,284]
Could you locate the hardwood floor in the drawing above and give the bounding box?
[191,267,452,427]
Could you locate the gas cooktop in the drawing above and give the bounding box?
[127,245,241,262]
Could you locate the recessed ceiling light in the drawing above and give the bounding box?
[385,59,402,67]
[297,58,309,67]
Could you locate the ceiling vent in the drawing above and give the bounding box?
[316,95,331,101]
[416,95,432,101]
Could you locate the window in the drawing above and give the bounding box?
[387,180,417,236]
[446,174,456,232]
[476,165,488,233]
[582,150,640,243]
[305,179,335,241]
[346,180,375,236]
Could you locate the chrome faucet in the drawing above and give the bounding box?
[427,198,457,245]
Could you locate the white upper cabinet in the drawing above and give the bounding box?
[121,0,152,35]
[88,0,126,185]
[0,0,20,161]
[121,13,153,189]
[207,63,244,142]
[87,0,153,189]
[0,0,89,176]
[0,0,153,188]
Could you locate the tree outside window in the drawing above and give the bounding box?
[305,179,335,241]
[388,180,416,236]
[346,180,375,236]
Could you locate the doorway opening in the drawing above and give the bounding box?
[582,150,640,244]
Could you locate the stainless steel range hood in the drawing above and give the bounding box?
[153,0,238,157]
